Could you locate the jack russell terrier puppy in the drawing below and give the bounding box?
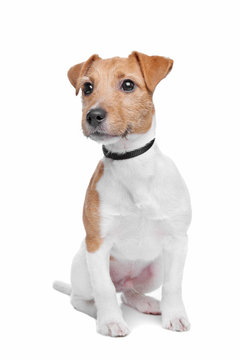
[53,51,191,337]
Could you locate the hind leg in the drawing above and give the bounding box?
[121,289,161,314]
[121,257,162,315]
[70,242,97,318]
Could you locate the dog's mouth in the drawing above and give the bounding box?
[90,131,118,139]
[87,127,131,144]
[86,131,120,145]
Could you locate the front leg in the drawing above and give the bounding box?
[86,242,130,337]
[161,235,190,331]
[83,160,129,336]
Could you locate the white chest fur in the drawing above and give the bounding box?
[97,143,191,262]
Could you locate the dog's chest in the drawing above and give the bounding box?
[99,186,170,261]
[95,149,191,261]
[96,159,176,261]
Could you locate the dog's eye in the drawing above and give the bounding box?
[121,79,135,92]
[83,82,93,95]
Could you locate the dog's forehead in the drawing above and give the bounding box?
[88,56,142,79]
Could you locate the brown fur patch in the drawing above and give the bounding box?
[68,53,173,139]
[68,55,157,138]
[80,56,154,137]
[131,51,173,93]
[68,54,101,95]
[83,161,104,252]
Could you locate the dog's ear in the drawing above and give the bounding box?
[67,54,101,95]
[130,51,173,93]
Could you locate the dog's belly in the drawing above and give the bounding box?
[109,257,157,292]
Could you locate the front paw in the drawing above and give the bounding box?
[97,318,130,337]
[161,301,190,332]
[162,314,190,331]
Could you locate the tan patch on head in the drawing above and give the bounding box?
[68,55,154,137]
[80,56,154,137]
[68,52,173,139]
[131,51,173,93]
[83,161,104,252]
[68,54,101,95]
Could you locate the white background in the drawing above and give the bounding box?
[0,0,239,359]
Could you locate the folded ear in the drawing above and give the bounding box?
[67,54,101,95]
[130,51,173,93]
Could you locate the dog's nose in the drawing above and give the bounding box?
[86,108,107,128]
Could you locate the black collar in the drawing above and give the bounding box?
[102,138,155,160]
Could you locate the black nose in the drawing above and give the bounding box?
[86,108,107,128]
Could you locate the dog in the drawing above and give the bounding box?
[53,51,191,337]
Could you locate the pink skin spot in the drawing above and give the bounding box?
[110,260,157,293]
[123,279,133,289]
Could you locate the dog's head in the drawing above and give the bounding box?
[68,51,173,144]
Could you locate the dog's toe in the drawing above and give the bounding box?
[97,320,130,337]
[162,315,190,332]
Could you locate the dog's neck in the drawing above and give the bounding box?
[103,117,156,155]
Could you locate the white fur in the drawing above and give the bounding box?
[54,117,191,336]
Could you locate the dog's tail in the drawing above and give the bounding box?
[53,280,72,296]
